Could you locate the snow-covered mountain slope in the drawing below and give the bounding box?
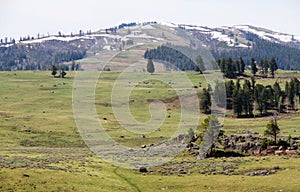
[232,25,300,43]
[1,22,299,49]
[1,21,300,71]
[178,23,300,49]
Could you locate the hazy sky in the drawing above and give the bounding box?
[1,0,299,39]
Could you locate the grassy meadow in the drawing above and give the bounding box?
[0,70,300,191]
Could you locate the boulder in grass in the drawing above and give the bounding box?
[178,169,187,174]
[139,167,148,173]
[23,173,30,177]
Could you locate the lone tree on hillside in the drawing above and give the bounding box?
[51,65,57,77]
[147,58,155,74]
[264,117,280,144]
[195,55,205,73]
[197,115,222,159]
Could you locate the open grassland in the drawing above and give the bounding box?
[0,71,83,148]
[0,147,299,192]
[0,71,300,191]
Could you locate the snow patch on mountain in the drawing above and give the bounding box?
[233,25,297,43]
[209,31,234,46]
[20,35,94,44]
[159,21,178,28]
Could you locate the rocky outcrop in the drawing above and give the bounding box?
[187,131,300,157]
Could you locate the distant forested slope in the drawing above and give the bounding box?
[144,45,196,71]
[210,33,300,70]
[0,39,93,70]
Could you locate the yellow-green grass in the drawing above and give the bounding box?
[1,147,299,192]
[0,71,83,147]
[95,71,209,147]
[2,167,299,192]
[1,70,300,192]
[223,112,300,137]
[1,71,300,148]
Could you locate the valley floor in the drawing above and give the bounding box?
[0,71,300,191]
[0,147,300,192]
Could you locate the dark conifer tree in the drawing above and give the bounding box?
[147,58,155,74]
[239,57,245,73]
[250,57,258,76]
[51,65,57,77]
[200,88,211,114]
[269,57,278,78]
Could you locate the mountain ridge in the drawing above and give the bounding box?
[1,22,299,48]
[0,21,300,70]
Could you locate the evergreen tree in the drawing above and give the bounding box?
[242,79,254,115]
[235,60,241,74]
[225,80,234,109]
[233,89,243,117]
[224,58,235,78]
[263,59,269,75]
[254,84,262,114]
[233,79,243,116]
[239,57,245,73]
[265,118,280,144]
[147,58,155,74]
[269,57,278,78]
[284,81,289,98]
[258,59,264,75]
[225,80,234,99]
[273,81,282,111]
[200,88,211,114]
[198,115,222,158]
[51,65,57,77]
[255,84,268,115]
[287,80,295,109]
[250,57,258,76]
[292,77,300,102]
[232,59,237,74]
[265,85,275,110]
